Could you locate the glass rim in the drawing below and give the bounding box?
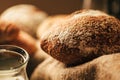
[0,45,29,73]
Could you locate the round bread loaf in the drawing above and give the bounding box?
[0,4,47,38]
[40,10,120,65]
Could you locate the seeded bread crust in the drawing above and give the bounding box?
[40,10,120,65]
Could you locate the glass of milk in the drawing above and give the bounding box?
[0,45,29,80]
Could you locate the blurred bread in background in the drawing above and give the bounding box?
[0,4,47,38]
[0,20,20,43]
[0,18,37,56]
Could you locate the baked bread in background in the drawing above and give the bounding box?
[0,20,20,43]
[40,10,120,65]
[0,20,37,56]
[0,4,47,38]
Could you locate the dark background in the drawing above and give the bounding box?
[0,0,83,15]
[0,0,119,18]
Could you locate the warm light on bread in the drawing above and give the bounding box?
[40,10,120,65]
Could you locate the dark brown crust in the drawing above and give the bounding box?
[40,10,120,65]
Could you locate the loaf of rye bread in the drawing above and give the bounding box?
[40,10,120,65]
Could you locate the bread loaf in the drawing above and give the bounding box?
[40,10,120,65]
[0,4,47,38]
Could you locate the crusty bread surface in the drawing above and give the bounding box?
[40,10,120,65]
